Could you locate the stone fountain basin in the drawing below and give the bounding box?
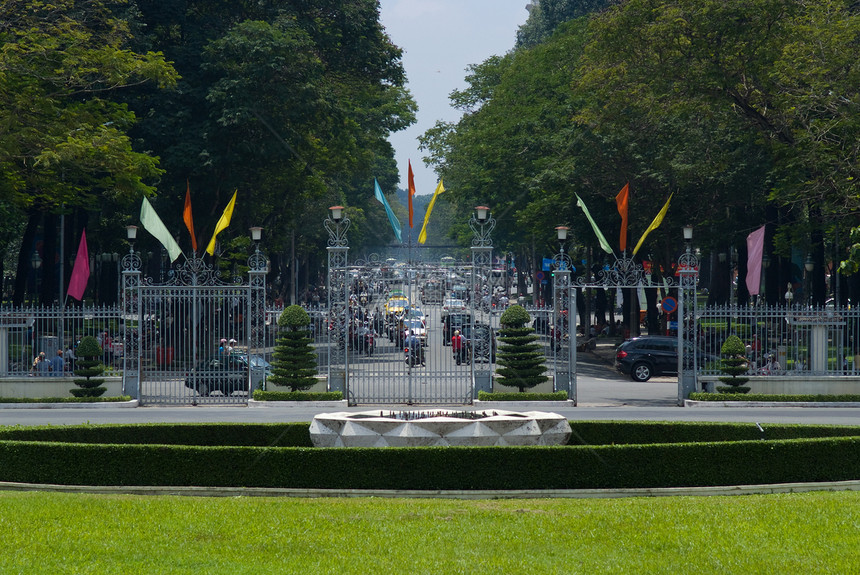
[309,409,572,448]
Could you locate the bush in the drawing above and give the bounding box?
[717,334,750,394]
[495,305,549,392]
[268,305,317,391]
[252,390,343,402]
[71,335,106,398]
[1,422,859,490]
[477,391,568,401]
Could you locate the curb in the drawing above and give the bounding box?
[2,479,858,500]
[0,399,138,409]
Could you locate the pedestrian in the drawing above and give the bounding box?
[35,352,50,375]
[50,349,64,376]
[64,345,76,373]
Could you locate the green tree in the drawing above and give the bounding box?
[0,0,178,304]
[717,334,751,394]
[71,335,107,398]
[495,305,549,393]
[268,305,317,392]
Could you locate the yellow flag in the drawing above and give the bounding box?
[205,190,238,255]
[632,193,673,256]
[418,180,445,244]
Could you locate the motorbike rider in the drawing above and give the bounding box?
[451,329,465,365]
[405,330,424,366]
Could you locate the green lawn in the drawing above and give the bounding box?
[2,490,858,574]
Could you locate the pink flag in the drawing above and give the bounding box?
[67,229,90,301]
[746,225,766,296]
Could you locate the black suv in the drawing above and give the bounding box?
[615,336,681,382]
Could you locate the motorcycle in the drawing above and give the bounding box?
[404,342,425,367]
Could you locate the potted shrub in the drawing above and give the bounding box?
[267,305,318,392]
[717,334,751,394]
[71,335,107,398]
[495,304,549,392]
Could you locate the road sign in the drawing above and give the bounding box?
[535,271,545,281]
[661,296,678,314]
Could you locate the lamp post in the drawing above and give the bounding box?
[470,206,495,398]
[30,250,42,305]
[804,253,814,307]
[677,225,700,402]
[325,206,350,397]
[121,225,142,399]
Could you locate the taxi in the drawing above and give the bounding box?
[384,295,410,315]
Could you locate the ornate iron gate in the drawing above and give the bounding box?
[559,250,697,406]
[122,243,266,406]
[325,208,497,406]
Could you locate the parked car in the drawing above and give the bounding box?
[615,335,714,382]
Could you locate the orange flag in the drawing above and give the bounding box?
[615,182,629,252]
[184,180,197,253]
[407,160,416,228]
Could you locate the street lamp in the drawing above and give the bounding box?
[475,206,489,223]
[249,226,263,244]
[683,225,693,250]
[30,250,42,304]
[804,253,814,305]
[329,205,344,223]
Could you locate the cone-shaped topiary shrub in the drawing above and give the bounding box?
[717,334,751,394]
[496,305,549,392]
[268,305,318,392]
[71,335,107,397]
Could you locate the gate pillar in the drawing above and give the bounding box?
[248,229,267,392]
[121,227,142,399]
[677,232,700,404]
[470,206,494,398]
[325,207,350,396]
[551,228,576,404]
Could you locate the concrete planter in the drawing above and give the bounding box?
[0,376,124,399]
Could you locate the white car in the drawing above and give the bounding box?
[401,318,427,346]
[441,298,467,317]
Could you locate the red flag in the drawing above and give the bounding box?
[408,160,416,228]
[615,182,629,252]
[184,180,197,252]
[67,229,90,301]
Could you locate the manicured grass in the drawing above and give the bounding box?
[1,490,858,573]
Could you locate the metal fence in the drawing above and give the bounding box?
[696,304,860,376]
[1,304,124,377]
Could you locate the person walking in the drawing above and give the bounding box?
[50,349,64,376]
[451,329,465,365]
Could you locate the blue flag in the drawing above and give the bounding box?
[374,179,402,243]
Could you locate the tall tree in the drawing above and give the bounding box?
[0,0,178,303]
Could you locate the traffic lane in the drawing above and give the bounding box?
[3,405,859,426]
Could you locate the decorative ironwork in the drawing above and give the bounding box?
[470,209,496,397]
[324,216,350,247]
[552,242,576,403]
[326,211,351,397]
[469,213,495,247]
[121,246,141,398]
[677,245,700,402]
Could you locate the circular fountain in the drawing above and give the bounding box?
[309,409,572,448]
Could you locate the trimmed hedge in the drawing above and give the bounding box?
[1,422,858,490]
[690,393,860,402]
[0,396,133,404]
[252,390,343,401]
[477,391,568,402]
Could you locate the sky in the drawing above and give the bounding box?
[379,1,532,196]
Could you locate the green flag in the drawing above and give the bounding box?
[575,193,614,254]
[140,196,183,262]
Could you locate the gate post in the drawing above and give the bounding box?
[325,207,350,397]
[677,226,699,404]
[470,206,494,398]
[552,226,575,404]
[121,226,142,399]
[248,227,267,392]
